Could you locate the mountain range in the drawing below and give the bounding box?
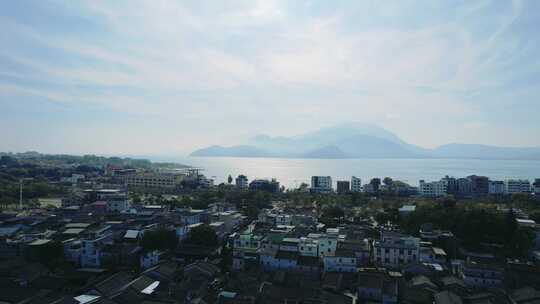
[191,122,540,160]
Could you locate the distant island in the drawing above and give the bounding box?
[191,122,540,160]
[0,151,190,169]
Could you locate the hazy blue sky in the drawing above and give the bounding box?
[1,0,540,155]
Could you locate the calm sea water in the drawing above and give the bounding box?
[162,157,540,189]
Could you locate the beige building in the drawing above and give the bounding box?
[124,172,185,188]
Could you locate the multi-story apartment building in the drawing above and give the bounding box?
[418,180,448,197]
[311,176,333,193]
[468,175,489,197]
[351,176,362,192]
[231,227,263,270]
[373,233,420,268]
[124,172,184,188]
[84,189,130,212]
[505,179,531,194]
[336,181,350,194]
[534,179,540,195]
[489,181,505,195]
[249,179,280,192]
[235,175,248,190]
[442,176,473,197]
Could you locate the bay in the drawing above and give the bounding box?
[159,156,540,189]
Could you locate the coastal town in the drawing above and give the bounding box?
[1,152,540,304]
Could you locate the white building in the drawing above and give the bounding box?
[373,234,420,268]
[534,179,540,195]
[124,172,185,188]
[235,175,248,190]
[298,237,319,257]
[308,228,342,257]
[311,176,333,193]
[275,214,292,226]
[489,181,505,195]
[505,179,531,194]
[351,176,362,192]
[419,180,448,197]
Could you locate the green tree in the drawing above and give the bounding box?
[185,224,218,247]
[140,228,178,251]
[370,178,381,193]
[323,205,345,219]
[228,175,233,184]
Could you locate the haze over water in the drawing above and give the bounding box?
[166,157,540,189]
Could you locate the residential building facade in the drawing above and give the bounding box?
[351,176,362,192]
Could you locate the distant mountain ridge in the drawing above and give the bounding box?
[190,123,540,160]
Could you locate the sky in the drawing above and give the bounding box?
[1,0,540,156]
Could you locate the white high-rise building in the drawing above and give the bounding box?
[505,179,531,194]
[419,180,448,197]
[351,176,362,192]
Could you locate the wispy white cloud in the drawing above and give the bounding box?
[1,0,539,153]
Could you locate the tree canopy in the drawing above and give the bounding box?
[185,224,218,247]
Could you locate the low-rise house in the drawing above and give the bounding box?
[339,239,371,266]
[232,228,262,271]
[177,209,206,225]
[140,250,164,269]
[279,237,299,252]
[291,214,317,226]
[63,238,83,264]
[461,261,504,289]
[298,237,319,257]
[357,270,397,303]
[275,214,292,226]
[373,233,420,269]
[210,221,227,240]
[297,256,321,275]
[510,286,540,304]
[420,246,447,264]
[81,225,113,268]
[260,250,298,271]
[323,248,357,273]
[309,228,341,257]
